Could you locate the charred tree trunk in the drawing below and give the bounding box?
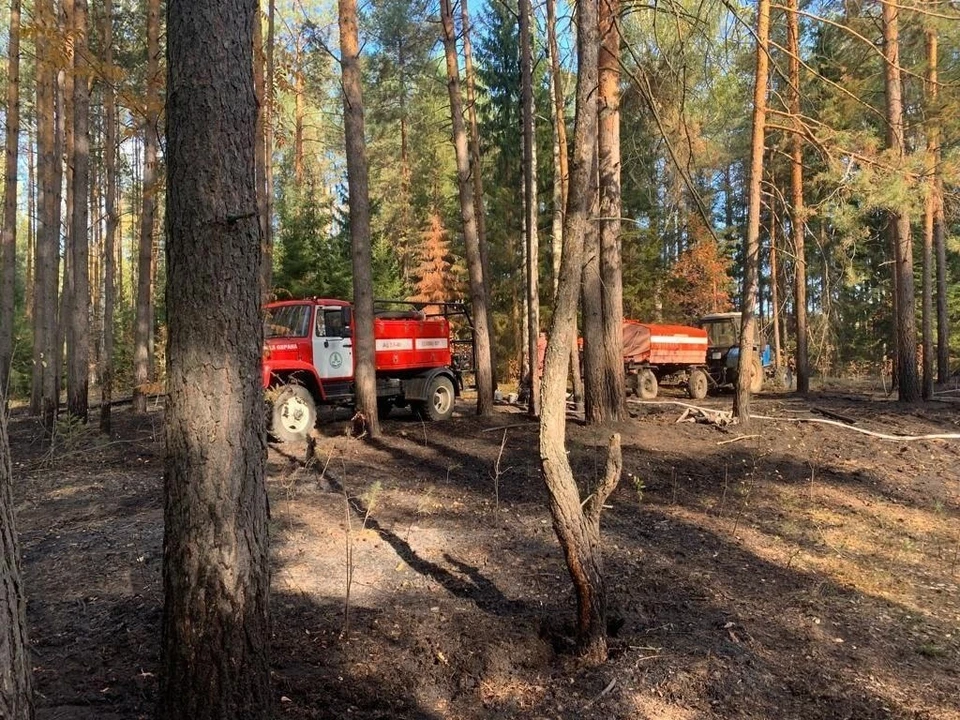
[100,0,118,433]
[439,0,493,414]
[339,0,380,437]
[520,0,540,417]
[787,0,808,394]
[67,0,91,421]
[881,0,918,402]
[734,0,770,424]
[161,1,270,717]
[598,0,624,421]
[134,0,160,414]
[0,405,33,719]
[0,0,20,398]
[540,0,621,664]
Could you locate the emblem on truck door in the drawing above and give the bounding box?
[330,351,343,369]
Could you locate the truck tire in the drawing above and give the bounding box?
[638,368,658,400]
[687,368,708,400]
[376,397,394,418]
[415,375,456,421]
[749,355,764,394]
[271,385,316,443]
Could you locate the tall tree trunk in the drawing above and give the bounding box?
[0,0,20,398]
[134,0,160,414]
[254,7,268,296]
[100,0,118,433]
[734,0,770,424]
[927,30,948,384]
[161,0,270,717]
[24,132,33,324]
[540,0,621,664]
[0,405,33,719]
[67,0,90,421]
[439,0,493,414]
[546,0,583,410]
[32,0,61,432]
[294,44,305,185]
[339,0,380,438]
[264,0,275,294]
[921,31,934,400]
[787,0,808,394]
[769,190,782,374]
[459,0,495,383]
[881,0,918,402]
[598,0,624,421]
[520,0,540,417]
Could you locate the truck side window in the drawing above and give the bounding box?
[315,310,325,338]
[324,309,343,338]
[341,307,352,337]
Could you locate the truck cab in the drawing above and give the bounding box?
[698,312,770,393]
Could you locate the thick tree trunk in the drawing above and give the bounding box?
[0,406,33,719]
[520,0,540,417]
[768,188,782,373]
[264,0,276,294]
[340,0,380,438]
[254,8,269,296]
[161,1,270,717]
[734,0,770,424]
[100,0,118,433]
[881,0,919,402]
[32,0,61,432]
[598,0,624,421]
[0,0,20,398]
[921,36,934,401]
[540,0,620,663]
[439,0,493,414]
[787,0,809,394]
[134,0,161,414]
[67,0,91,421]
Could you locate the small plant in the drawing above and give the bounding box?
[628,472,645,506]
[360,480,382,531]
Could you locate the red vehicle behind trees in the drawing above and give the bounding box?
[263,299,468,441]
[621,320,710,400]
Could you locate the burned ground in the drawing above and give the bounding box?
[9,387,960,719]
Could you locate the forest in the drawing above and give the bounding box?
[1,0,959,717]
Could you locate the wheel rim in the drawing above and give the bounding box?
[641,372,656,396]
[693,372,707,396]
[433,384,452,416]
[279,394,311,434]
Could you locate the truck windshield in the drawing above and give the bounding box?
[703,319,740,348]
[265,304,311,338]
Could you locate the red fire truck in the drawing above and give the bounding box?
[263,299,468,441]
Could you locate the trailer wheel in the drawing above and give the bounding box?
[376,397,394,418]
[687,368,708,400]
[638,368,658,400]
[271,385,316,443]
[416,375,455,421]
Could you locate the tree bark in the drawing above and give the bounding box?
[734,0,770,424]
[161,1,270,717]
[439,0,493,414]
[0,404,33,719]
[0,0,21,399]
[881,0,918,402]
[100,0,118,433]
[540,0,619,663]
[598,0,624,421]
[67,0,91,421]
[32,0,61,432]
[787,0,808,394]
[264,0,276,294]
[339,0,380,438]
[921,30,935,400]
[134,0,161,414]
[769,194,782,374]
[926,29,948,385]
[520,0,540,417]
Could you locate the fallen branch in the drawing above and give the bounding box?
[750,414,960,441]
[582,678,617,711]
[480,422,537,433]
[718,434,760,445]
[811,406,857,425]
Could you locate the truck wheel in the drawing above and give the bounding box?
[749,355,764,394]
[271,385,316,443]
[417,375,455,421]
[638,368,658,400]
[687,368,709,400]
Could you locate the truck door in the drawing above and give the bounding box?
[312,306,354,381]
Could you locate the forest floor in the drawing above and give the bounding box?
[8,382,960,719]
